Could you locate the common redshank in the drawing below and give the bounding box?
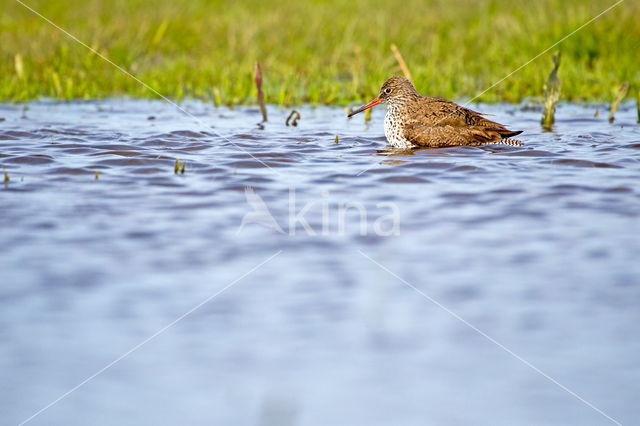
[348,76,523,148]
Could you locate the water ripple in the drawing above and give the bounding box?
[1,100,639,426]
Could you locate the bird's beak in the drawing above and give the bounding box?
[347,97,382,117]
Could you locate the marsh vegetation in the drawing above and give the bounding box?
[2,0,638,104]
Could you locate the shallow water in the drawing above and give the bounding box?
[1,100,639,425]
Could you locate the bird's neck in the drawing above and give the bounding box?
[388,93,421,113]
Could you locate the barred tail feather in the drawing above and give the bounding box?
[482,138,523,147]
[501,138,523,146]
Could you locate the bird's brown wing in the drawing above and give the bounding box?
[403,123,507,147]
[404,99,521,147]
[416,98,499,126]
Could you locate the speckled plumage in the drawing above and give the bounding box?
[350,77,523,148]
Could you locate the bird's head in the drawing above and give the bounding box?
[348,76,417,117]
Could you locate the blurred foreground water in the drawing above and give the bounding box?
[1,100,639,425]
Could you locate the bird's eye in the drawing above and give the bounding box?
[384,88,392,94]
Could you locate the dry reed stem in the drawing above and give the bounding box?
[609,81,629,123]
[390,44,412,82]
[254,62,268,122]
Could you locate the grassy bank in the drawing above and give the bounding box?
[2,0,638,104]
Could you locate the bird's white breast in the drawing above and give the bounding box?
[384,106,414,148]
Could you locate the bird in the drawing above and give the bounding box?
[348,76,523,149]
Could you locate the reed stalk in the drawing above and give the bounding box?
[609,82,629,123]
[285,110,300,126]
[254,62,268,122]
[390,44,412,82]
[636,87,640,124]
[541,52,561,130]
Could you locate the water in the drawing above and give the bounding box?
[1,100,639,425]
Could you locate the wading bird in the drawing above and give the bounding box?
[348,77,523,148]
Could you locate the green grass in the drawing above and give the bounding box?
[2,0,639,104]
